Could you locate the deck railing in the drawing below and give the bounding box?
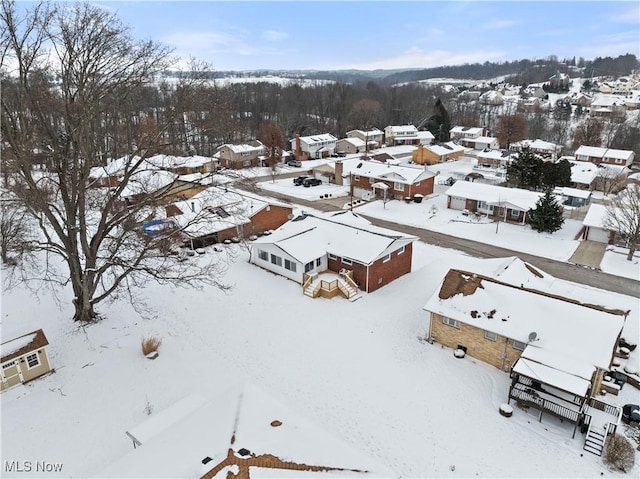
[510,385,581,423]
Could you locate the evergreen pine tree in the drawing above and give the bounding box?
[528,189,565,233]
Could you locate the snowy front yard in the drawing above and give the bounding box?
[1,242,638,477]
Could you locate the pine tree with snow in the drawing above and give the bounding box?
[528,189,564,233]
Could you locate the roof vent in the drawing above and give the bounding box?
[238,448,251,457]
[201,457,213,465]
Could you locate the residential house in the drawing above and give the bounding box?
[457,135,499,151]
[457,90,481,101]
[145,154,217,176]
[476,149,514,169]
[553,186,592,208]
[99,384,394,478]
[335,137,366,155]
[574,146,635,167]
[416,130,436,145]
[412,142,466,165]
[479,91,503,106]
[250,211,417,294]
[383,125,421,146]
[449,126,486,142]
[1,329,52,391]
[88,156,132,188]
[333,158,435,201]
[549,71,571,89]
[589,95,627,120]
[445,181,547,224]
[346,128,384,149]
[509,139,562,161]
[423,262,626,438]
[119,166,208,206]
[165,186,293,248]
[566,92,593,107]
[217,141,265,169]
[290,133,338,161]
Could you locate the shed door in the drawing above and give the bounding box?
[449,196,466,210]
[1,361,23,388]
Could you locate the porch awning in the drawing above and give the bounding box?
[512,357,591,398]
[371,182,389,190]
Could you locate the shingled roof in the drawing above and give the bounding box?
[1,329,49,363]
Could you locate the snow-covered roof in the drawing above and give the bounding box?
[445,181,544,211]
[145,154,214,169]
[100,383,393,478]
[385,125,418,135]
[591,95,626,107]
[582,203,609,229]
[553,186,592,200]
[119,168,177,198]
[346,128,383,136]
[477,149,512,161]
[167,186,289,238]
[574,145,634,161]
[473,136,498,146]
[510,139,560,152]
[426,142,466,157]
[450,126,484,135]
[512,357,591,397]
[294,133,338,145]
[339,137,366,148]
[423,270,626,373]
[335,158,434,185]
[1,329,49,363]
[251,211,417,265]
[416,131,435,140]
[220,142,264,154]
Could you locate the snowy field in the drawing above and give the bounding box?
[1,240,639,478]
[255,164,640,280]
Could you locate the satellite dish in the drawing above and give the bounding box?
[528,332,538,342]
[287,213,294,220]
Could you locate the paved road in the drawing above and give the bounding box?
[241,181,640,297]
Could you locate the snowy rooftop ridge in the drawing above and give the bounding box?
[1,329,49,363]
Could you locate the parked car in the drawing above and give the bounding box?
[622,404,640,424]
[293,176,309,186]
[303,178,322,187]
[287,159,302,167]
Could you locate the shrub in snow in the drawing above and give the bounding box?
[623,364,638,375]
[141,335,162,356]
[603,434,635,473]
[499,404,513,417]
[454,349,466,358]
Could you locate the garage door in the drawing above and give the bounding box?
[449,196,466,210]
[586,227,610,243]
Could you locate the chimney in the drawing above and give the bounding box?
[190,201,195,212]
[335,160,343,186]
[295,134,302,160]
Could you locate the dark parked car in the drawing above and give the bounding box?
[293,176,309,186]
[622,404,640,424]
[303,178,322,187]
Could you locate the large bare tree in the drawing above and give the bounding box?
[1,1,228,322]
[604,183,640,261]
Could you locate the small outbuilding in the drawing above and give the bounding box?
[1,329,52,391]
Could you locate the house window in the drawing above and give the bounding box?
[328,253,337,260]
[615,158,623,164]
[477,201,493,213]
[443,317,460,329]
[2,361,16,369]
[304,261,314,273]
[258,250,268,261]
[316,258,321,267]
[354,175,360,181]
[369,177,375,184]
[342,257,353,265]
[26,353,39,369]
[382,254,390,263]
[394,182,404,191]
[243,159,251,167]
[270,254,282,267]
[284,259,297,272]
[513,340,526,351]
[397,245,405,255]
[484,331,497,341]
[509,209,520,218]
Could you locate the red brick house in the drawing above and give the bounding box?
[165,186,293,248]
[250,211,417,295]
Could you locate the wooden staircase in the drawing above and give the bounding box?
[583,425,606,456]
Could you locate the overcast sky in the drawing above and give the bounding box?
[98,1,639,71]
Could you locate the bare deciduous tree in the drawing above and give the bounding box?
[1,1,229,322]
[495,114,528,148]
[572,117,603,148]
[604,184,640,261]
[257,121,284,182]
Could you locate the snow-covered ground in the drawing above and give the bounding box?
[254,160,640,280]
[2,240,639,478]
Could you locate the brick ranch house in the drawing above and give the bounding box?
[165,186,293,248]
[250,211,417,296]
[332,158,435,201]
[574,145,635,168]
[1,329,52,391]
[424,264,628,441]
[445,181,549,224]
[217,141,265,169]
